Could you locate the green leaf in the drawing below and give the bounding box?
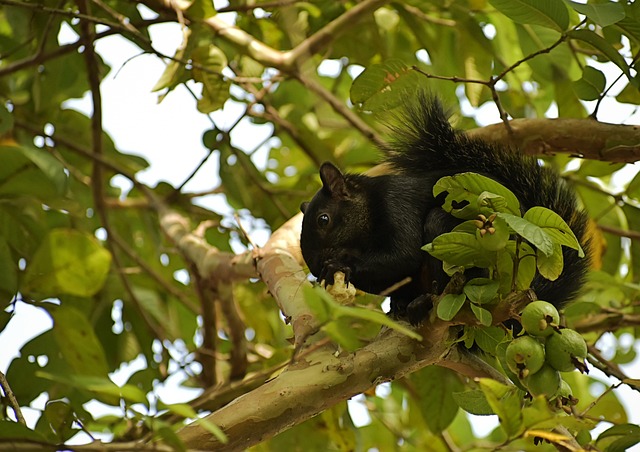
[500,241,537,292]
[478,378,524,438]
[523,206,584,257]
[187,0,217,19]
[304,285,422,342]
[424,232,495,268]
[627,170,640,200]
[0,421,47,441]
[37,371,148,405]
[598,423,640,439]
[497,212,554,256]
[20,146,68,196]
[521,395,557,429]
[50,306,110,377]
[152,57,187,94]
[597,424,640,452]
[192,418,228,445]
[568,1,625,27]
[536,242,564,281]
[303,285,332,323]
[434,172,521,218]
[577,159,626,178]
[474,326,506,355]
[157,401,227,442]
[567,29,631,79]
[192,44,230,113]
[463,278,499,305]
[452,390,495,416]
[0,103,13,135]
[436,293,466,321]
[0,145,67,200]
[350,59,427,111]
[410,366,464,434]
[573,65,606,101]
[23,229,112,297]
[489,0,570,31]
[470,303,492,326]
[0,234,17,298]
[152,423,187,452]
[616,80,640,104]
[44,400,77,442]
[335,304,422,341]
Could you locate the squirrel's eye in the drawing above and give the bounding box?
[317,213,330,227]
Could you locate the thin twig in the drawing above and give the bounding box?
[0,370,26,425]
[0,0,151,41]
[76,0,167,342]
[598,224,640,241]
[108,230,201,314]
[587,345,640,393]
[0,18,165,78]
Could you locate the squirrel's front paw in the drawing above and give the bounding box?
[319,261,352,287]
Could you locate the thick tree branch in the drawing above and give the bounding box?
[255,213,318,348]
[467,118,640,163]
[177,324,452,451]
[159,210,257,282]
[284,0,390,68]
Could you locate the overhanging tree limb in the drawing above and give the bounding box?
[467,118,640,163]
[177,322,452,451]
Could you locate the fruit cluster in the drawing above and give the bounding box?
[503,300,588,400]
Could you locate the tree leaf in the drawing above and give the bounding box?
[567,1,625,27]
[478,378,524,438]
[470,303,492,326]
[452,390,495,416]
[0,234,17,298]
[523,206,584,257]
[0,102,14,135]
[567,29,631,79]
[474,326,506,355]
[23,229,112,297]
[434,172,521,218]
[463,278,500,305]
[192,44,231,113]
[44,400,78,442]
[497,212,554,256]
[0,145,67,200]
[573,65,606,101]
[423,232,495,268]
[436,293,466,321]
[50,306,110,377]
[536,242,564,281]
[410,366,464,434]
[0,421,48,441]
[489,0,569,31]
[350,59,427,111]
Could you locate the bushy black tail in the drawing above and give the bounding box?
[384,94,591,307]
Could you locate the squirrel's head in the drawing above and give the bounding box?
[299,162,370,278]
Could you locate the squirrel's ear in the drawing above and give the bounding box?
[319,162,348,198]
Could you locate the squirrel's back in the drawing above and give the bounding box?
[383,94,591,307]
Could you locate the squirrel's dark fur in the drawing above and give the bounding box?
[300,94,590,324]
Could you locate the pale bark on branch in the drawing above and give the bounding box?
[159,210,257,282]
[178,317,452,451]
[467,117,640,163]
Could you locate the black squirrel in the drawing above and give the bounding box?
[299,94,590,324]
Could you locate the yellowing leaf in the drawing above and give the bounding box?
[23,229,111,297]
